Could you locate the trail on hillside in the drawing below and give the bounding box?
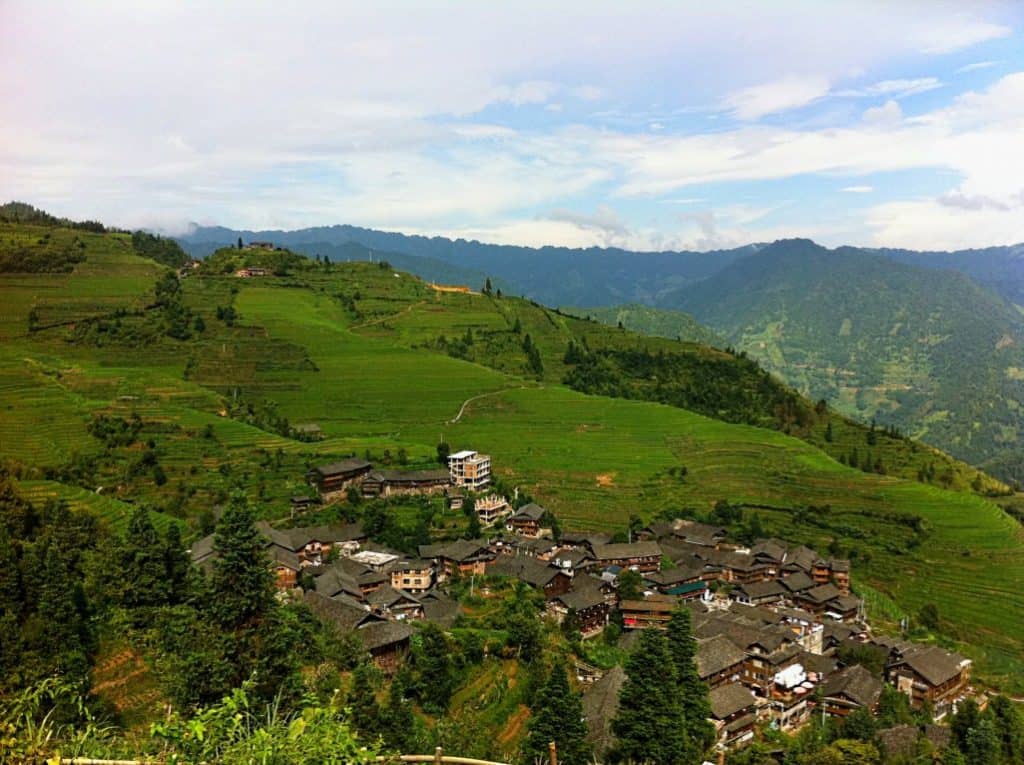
[348,299,426,330]
[449,385,533,424]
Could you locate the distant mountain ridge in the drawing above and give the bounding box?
[176,222,1024,481]
[659,238,1024,481]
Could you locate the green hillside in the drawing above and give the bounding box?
[663,239,1024,484]
[561,303,724,347]
[0,226,1022,689]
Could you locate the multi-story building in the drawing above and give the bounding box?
[448,449,492,489]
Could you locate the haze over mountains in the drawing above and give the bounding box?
[177,224,1024,482]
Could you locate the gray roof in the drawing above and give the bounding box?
[591,541,662,561]
[696,635,747,679]
[489,558,566,588]
[800,583,842,604]
[418,539,491,562]
[422,595,462,627]
[784,545,819,572]
[893,645,969,687]
[781,571,815,592]
[709,682,756,719]
[556,587,607,611]
[736,580,787,600]
[823,664,883,707]
[311,459,372,477]
[302,591,382,632]
[511,503,547,522]
[583,665,626,756]
[365,469,450,484]
[357,620,414,651]
[366,585,421,608]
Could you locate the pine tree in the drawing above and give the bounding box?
[119,507,170,608]
[824,421,834,442]
[666,607,715,754]
[350,663,381,737]
[163,522,191,604]
[412,623,455,712]
[951,699,981,752]
[612,629,689,765]
[210,492,274,630]
[964,716,999,765]
[380,667,418,753]
[525,660,591,765]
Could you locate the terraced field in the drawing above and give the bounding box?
[0,231,1021,688]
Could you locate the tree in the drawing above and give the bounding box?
[210,493,274,630]
[825,421,834,442]
[612,629,689,765]
[989,694,1024,764]
[237,236,243,249]
[163,523,191,604]
[951,699,981,752]
[617,568,642,602]
[506,611,542,662]
[118,507,170,608]
[349,663,381,737]
[918,602,940,631]
[525,660,591,765]
[464,511,482,540]
[964,716,999,765]
[842,707,878,743]
[436,441,450,465]
[411,623,455,712]
[380,667,418,753]
[484,277,492,294]
[666,606,714,754]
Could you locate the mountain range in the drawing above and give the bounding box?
[176,224,1024,482]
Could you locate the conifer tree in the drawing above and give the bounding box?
[612,629,689,765]
[380,667,418,753]
[525,659,591,765]
[163,522,191,604]
[412,622,455,712]
[666,606,714,754]
[119,507,170,608]
[210,492,274,630]
[350,663,381,737]
[964,715,999,765]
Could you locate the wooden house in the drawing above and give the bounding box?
[709,682,758,749]
[590,541,662,573]
[306,459,372,496]
[822,664,883,717]
[696,635,747,690]
[547,587,610,636]
[885,646,971,717]
[506,503,547,537]
[360,469,450,498]
[620,595,677,629]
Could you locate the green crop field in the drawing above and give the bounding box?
[0,228,1022,689]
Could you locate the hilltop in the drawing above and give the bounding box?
[660,239,1024,483]
[0,219,1021,692]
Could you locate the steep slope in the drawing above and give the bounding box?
[176,223,757,307]
[1,222,1021,685]
[560,303,724,347]
[880,243,1024,307]
[662,239,1024,482]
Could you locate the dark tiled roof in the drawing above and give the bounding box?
[583,665,626,756]
[709,682,756,719]
[736,580,787,600]
[357,620,413,651]
[696,635,746,679]
[878,725,918,760]
[423,595,462,627]
[823,664,883,707]
[418,539,491,562]
[556,587,608,611]
[489,558,566,588]
[366,585,421,608]
[303,591,381,632]
[365,469,450,484]
[591,541,662,561]
[511,503,547,521]
[781,571,815,592]
[894,646,969,687]
[312,459,372,477]
[800,583,842,604]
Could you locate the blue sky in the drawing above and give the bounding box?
[2,1,1024,251]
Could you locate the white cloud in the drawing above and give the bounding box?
[957,60,997,74]
[723,75,832,120]
[914,19,1010,54]
[851,77,943,98]
[863,99,904,127]
[842,186,874,193]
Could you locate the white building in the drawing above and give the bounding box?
[448,449,491,490]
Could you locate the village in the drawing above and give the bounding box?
[187,446,977,762]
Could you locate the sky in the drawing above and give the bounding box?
[3,1,1024,252]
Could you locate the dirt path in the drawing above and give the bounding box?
[349,300,425,330]
[449,385,533,424]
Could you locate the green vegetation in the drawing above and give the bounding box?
[663,238,1024,484]
[562,302,724,347]
[0,217,1022,717]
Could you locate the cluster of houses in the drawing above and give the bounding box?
[304,450,534,530]
[190,446,975,758]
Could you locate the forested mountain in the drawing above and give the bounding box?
[661,239,1024,481]
[561,303,724,348]
[176,224,757,306]
[879,244,1024,307]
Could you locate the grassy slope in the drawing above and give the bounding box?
[560,302,724,347]
[0,230,1021,689]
